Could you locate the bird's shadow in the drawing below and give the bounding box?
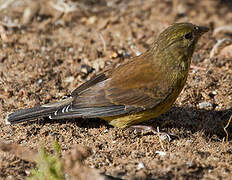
[147,106,232,139]
[25,106,232,139]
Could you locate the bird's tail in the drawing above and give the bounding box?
[6,106,59,124]
[6,97,73,125]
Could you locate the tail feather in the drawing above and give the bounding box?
[6,97,73,125]
[6,106,59,124]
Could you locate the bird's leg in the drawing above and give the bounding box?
[129,125,178,141]
[190,65,206,71]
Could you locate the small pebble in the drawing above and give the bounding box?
[41,46,46,52]
[80,64,94,75]
[64,76,74,83]
[37,79,43,84]
[68,48,73,52]
[110,52,118,58]
[137,162,145,170]
[198,102,213,109]
[155,151,166,157]
[212,90,217,95]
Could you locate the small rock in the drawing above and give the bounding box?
[41,46,46,52]
[137,162,145,170]
[209,91,217,98]
[37,79,43,84]
[87,16,97,24]
[92,58,105,72]
[155,151,166,157]
[110,52,118,58]
[198,102,213,109]
[64,76,74,83]
[68,47,73,52]
[80,64,94,74]
[212,91,217,95]
[219,44,232,58]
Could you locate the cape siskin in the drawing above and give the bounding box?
[6,23,209,128]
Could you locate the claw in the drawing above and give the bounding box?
[129,125,178,141]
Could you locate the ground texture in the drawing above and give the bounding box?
[0,0,232,179]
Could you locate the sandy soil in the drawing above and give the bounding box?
[0,0,232,179]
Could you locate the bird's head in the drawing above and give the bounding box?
[154,23,209,58]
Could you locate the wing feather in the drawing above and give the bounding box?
[50,51,175,119]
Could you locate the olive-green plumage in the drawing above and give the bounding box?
[6,23,209,128]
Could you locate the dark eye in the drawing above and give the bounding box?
[184,32,193,40]
[194,26,198,30]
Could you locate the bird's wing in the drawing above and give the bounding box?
[50,52,174,119]
[104,52,174,109]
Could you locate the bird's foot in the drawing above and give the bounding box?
[129,125,178,141]
[190,65,206,71]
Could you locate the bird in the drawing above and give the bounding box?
[6,23,209,129]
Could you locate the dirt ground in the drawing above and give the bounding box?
[0,0,232,179]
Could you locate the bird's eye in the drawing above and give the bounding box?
[184,32,193,40]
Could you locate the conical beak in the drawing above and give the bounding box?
[197,26,209,35]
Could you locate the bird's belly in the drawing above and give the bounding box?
[102,93,178,128]
[103,74,187,129]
